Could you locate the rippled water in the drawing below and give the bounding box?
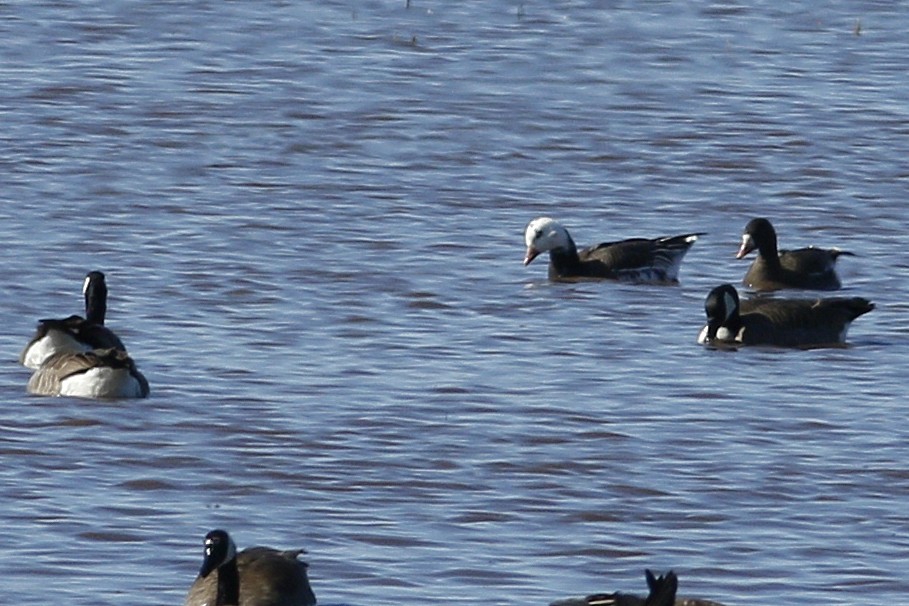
[1,2,908,605]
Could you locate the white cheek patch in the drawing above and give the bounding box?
[83,275,91,295]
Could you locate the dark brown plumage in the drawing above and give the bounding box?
[737,218,853,291]
[549,570,726,606]
[699,284,874,347]
[184,530,316,606]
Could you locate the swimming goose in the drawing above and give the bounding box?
[550,569,726,606]
[27,348,149,398]
[524,217,702,283]
[736,217,853,291]
[698,283,874,347]
[184,529,317,606]
[20,271,126,369]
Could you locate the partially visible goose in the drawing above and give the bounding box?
[20,271,126,369]
[550,569,726,606]
[27,348,149,398]
[184,529,317,606]
[524,217,702,283]
[698,283,874,348]
[737,217,853,291]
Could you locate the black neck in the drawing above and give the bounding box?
[215,557,240,606]
[756,232,782,269]
[548,235,582,277]
[84,281,108,325]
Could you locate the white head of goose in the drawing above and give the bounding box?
[736,217,854,291]
[524,217,702,283]
[184,529,317,606]
[698,283,874,348]
[19,271,126,369]
[26,347,149,399]
[549,569,726,606]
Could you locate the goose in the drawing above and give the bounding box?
[698,283,874,347]
[20,271,126,369]
[736,217,853,291]
[550,569,726,606]
[27,348,149,398]
[184,529,317,606]
[524,217,702,283]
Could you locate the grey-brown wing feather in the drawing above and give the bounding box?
[581,233,701,273]
[27,350,104,395]
[20,315,126,364]
[779,247,851,275]
[740,297,873,345]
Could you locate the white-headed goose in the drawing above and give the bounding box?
[550,569,726,606]
[20,271,126,369]
[184,529,317,606]
[524,217,702,283]
[27,348,149,398]
[698,284,874,348]
[737,217,854,291]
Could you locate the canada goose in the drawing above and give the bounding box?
[184,529,317,606]
[26,348,149,398]
[549,569,726,606]
[698,284,874,347]
[736,217,853,291]
[20,271,126,369]
[524,217,702,283]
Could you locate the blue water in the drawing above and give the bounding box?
[1,2,907,605]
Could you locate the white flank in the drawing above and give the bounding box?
[22,332,90,369]
[59,367,145,399]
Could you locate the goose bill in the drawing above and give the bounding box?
[736,234,755,259]
[523,247,540,266]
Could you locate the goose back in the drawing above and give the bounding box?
[27,348,149,398]
[184,530,316,606]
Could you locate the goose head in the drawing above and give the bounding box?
[524,217,572,265]
[736,218,776,259]
[199,529,238,579]
[703,284,742,342]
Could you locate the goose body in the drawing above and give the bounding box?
[20,271,126,369]
[27,348,149,399]
[550,569,725,606]
[524,217,701,283]
[698,284,874,348]
[737,218,852,291]
[184,529,316,606]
